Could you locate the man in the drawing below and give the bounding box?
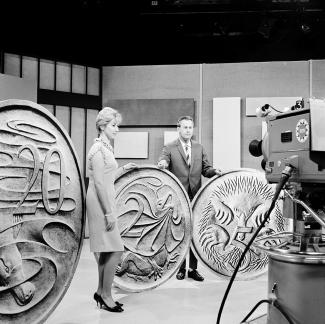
[157,116,221,281]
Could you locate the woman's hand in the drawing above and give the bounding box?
[157,160,168,169]
[215,168,223,176]
[123,163,138,171]
[104,214,116,231]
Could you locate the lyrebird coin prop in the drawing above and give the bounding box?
[114,166,192,291]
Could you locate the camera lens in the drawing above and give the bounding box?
[249,139,263,157]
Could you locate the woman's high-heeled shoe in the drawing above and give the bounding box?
[100,298,124,313]
[93,292,101,307]
[94,292,123,307]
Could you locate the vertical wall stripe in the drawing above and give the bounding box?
[198,63,203,143]
[70,63,73,93]
[83,108,88,180]
[69,106,72,136]
[37,58,40,90]
[85,66,88,94]
[19,55,23,78]
[309,60,313,98]
[0,51,4,74]
[54,61,57,91]
[213,97,241,171]
[99,66,103,107]
[69,64,73,136]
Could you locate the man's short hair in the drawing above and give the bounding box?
[177,116,194,127]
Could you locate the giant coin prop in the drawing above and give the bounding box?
[191,169,286,279]
[114,166,192,292]
[0,100,85,323]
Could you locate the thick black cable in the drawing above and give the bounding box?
[240,299,295,324]
[241,299,271,323]
[272,300,295,324]
[216,168,293,324]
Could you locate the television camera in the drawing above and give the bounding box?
[248,98,325,324]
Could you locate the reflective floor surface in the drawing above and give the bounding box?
[46,239,268,324]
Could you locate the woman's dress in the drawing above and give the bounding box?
[86,139,124,252]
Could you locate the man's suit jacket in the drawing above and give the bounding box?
[158,138,216,197]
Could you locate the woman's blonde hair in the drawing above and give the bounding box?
[96,107,122,135]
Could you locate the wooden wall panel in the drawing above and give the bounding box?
[87,67,100,96]
[56,62,70,92]
[311,60,325,99]
[71,107,85,176]
[72,65,86,94]
[4,53,20,77]
[42,104,55,115]
[103,65,200,100]
[106,99,195,126]
[40,59,55,90]
[85,109,98,178]
[0,73,37,101]
[22,56,38,82]
[56,105,71,134]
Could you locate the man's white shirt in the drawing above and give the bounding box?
[180,139,191,164]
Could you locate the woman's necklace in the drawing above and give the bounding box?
[95,137,113,152]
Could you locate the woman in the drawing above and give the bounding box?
[86,107,137,312]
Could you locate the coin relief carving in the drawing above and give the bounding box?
[114,166,192,292]
[192,169,286,279]
[0,100,85,324]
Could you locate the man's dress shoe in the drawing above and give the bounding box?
[176,270,185,280]
[188,269,204,281]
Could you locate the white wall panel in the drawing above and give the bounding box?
[164,131,178,145]
[114,132,148,158]
[213,97,241,171]
[310,99,325,151]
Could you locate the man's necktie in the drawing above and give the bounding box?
[185,145,190,167]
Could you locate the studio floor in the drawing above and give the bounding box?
[46,239,268,324]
